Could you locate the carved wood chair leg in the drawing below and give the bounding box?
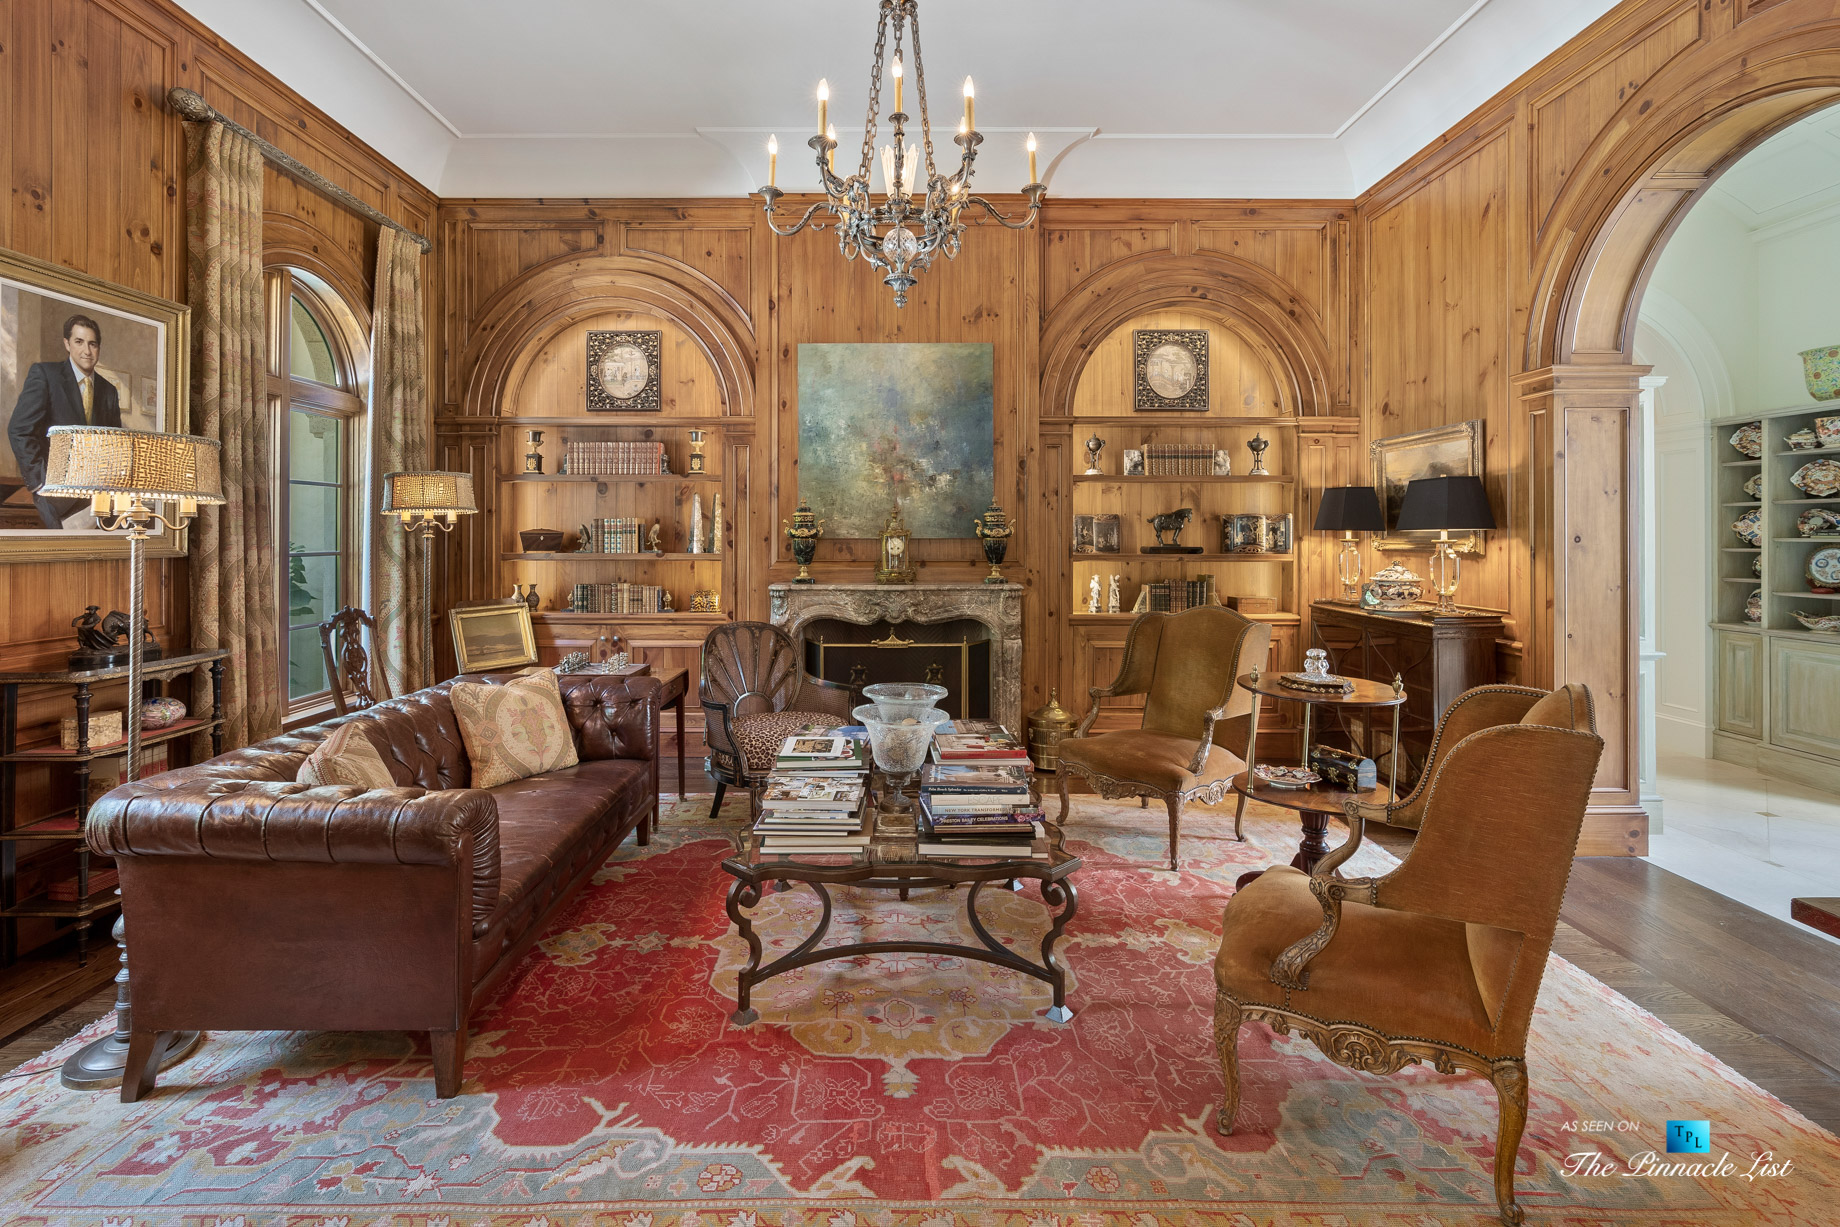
[1139,795,1147,808]
[119,1028,167,1103]
[1213,993,1243,1134]
[1234,789,1248,841]
[1164,794,1182,871]
[1057,768,1071,823]
[707,780,727,822]
[1490,1057,1529,1226]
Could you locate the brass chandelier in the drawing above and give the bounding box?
[758,0,1044,307]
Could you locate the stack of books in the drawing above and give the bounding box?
[751,732,873,854]
[568,582,671,613]
[918,728,1045,860]
[562,440,669,476]
[1144,442,1217,476]
[1142,576,1217,612]
[583,516,647,553]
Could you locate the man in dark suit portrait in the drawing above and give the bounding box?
[7,312,122,528]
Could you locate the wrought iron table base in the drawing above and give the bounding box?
[722,870,1079,1027]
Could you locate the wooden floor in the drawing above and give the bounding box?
[4,789,1837,1137]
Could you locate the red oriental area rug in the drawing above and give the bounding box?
[0,795,1835,1225]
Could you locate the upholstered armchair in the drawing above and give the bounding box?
[700,621,857,819]
[1348,684,1561,830]
[1214,683,1602,1226]
[1056,605,1271,870]
[317,606,387,716]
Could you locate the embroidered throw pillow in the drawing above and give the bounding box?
[451,669,579,789]
[296,721,396,790]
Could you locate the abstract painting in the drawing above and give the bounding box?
[797,342,994,538]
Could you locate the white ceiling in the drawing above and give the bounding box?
[1706,106,1840,239]
[173,0,1623,199]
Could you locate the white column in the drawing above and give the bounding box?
[1638,375,1667,828]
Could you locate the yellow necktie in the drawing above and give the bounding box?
[80,376,93,424]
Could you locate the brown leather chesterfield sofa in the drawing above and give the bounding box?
[87,672,661,1102]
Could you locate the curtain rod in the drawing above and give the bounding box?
[168,88,433,254]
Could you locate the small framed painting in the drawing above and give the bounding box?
[1133,328,1208,411]
[449,600,539,673]
[586,329,662,412]
[1123,448,1146,476]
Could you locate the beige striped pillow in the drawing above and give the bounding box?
[451,669,579,789]
[297,721,396,790]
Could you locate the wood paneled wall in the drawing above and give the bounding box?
[0,0,435,950]
[1354,0,1840,852]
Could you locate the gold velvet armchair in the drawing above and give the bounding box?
[1056,606,1271,870]
[1213,683,1602,1226]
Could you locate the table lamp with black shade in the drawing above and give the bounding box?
[37,425,225,1090]
[1313,486,1385,601]
[1395,475,1496,612]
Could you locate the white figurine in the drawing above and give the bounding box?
[689,493,704,555]
[1087,574,1102,614]
[1107,574,1121,614]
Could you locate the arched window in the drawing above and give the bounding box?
[265,269,367,710]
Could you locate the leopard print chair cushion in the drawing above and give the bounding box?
[732,710,842,774]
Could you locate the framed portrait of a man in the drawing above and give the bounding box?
[1,246,190,562]
[585,329,662,412]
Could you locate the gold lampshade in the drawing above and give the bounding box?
[40,426,225,505]
[381,470,478,520]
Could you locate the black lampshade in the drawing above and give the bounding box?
[1313,486,1385,532]
[1395,475,1496,531]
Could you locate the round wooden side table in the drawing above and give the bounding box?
[1231,670,1406,890]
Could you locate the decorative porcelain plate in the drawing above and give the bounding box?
[1746,589,1764,622]
[1788,428,1824,451]
[1743,473,1764,499]
[1793,610,1840,632]
[1253,764,1321,790]
[1798,508,1840,537]
[1732,507,1763,546]
[1791,458,1840,497]
[1809,547,1840,590]
[1730,422,1764,458]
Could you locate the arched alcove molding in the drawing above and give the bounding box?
[1531,18,1840,367]
[1039,251,1336,419]
[263,212,373,337]
[458,253,756,420]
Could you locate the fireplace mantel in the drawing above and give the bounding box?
[769,582,1024,731]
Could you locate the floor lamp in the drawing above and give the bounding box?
[37,425,225,1090]
[380,471,477,688]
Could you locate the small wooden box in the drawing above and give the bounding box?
[1226,595,1279,615]
[60,710,124,750]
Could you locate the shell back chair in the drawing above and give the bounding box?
[1055,605,1271,870]
[317,605,388,716]
[699,621,857,819]
[1214,682,1602,1226]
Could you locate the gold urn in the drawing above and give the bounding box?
[1027,688,1077,772]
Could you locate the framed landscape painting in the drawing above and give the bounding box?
[0,247,190,561]
[1371,419,1487,556]
[796,343,995,538]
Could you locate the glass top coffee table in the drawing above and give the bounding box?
[719,815,1082,1027]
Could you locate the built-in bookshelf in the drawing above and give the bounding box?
[1707,405,1840,788]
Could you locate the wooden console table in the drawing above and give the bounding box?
[1308,601,1505,792]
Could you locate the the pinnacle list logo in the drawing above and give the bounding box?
[1667,1120,1711,1154]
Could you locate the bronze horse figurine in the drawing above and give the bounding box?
[1146,507,1194,549]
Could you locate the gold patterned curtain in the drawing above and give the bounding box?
[184,121,279,748]
[368,227,431,694]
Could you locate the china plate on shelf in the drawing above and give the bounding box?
[1746,589,1763,622]
[1791,458,1840,498]
[1253,764,1321,790]
[1743,472,1764,499]
[1730,421,1764,458]
[1793,610,1840,632]
[1732,507,1763,546]
[1809,547,1840,590]
[1799,508,1840,537]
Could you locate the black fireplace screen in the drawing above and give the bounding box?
[803,619,991,720]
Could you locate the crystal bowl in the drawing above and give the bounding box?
[860,682,948,722]
[852,702,948,817]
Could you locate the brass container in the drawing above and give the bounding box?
[1027,688,1077,773]
[972,499,1013,583]
[783,498,823,583]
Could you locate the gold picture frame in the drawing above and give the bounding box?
[448,600,539,673]
[1,246,192,561]
[1371,419,1488,557]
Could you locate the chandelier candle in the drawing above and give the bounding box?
[1027,132,1037,183]
[760,0,1044,306]
[767,135,777,187]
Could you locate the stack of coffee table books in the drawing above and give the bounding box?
[929,719,1033,768]
[917,761,1047,861]
[753,733,872,853]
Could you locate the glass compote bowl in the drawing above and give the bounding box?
[852,702,948,823]
[860,682,948,722]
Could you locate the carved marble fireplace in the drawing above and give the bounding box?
[769,582,1024,731]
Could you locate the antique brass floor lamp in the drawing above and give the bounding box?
[380,471,477,686]
[38,425,224,1090]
